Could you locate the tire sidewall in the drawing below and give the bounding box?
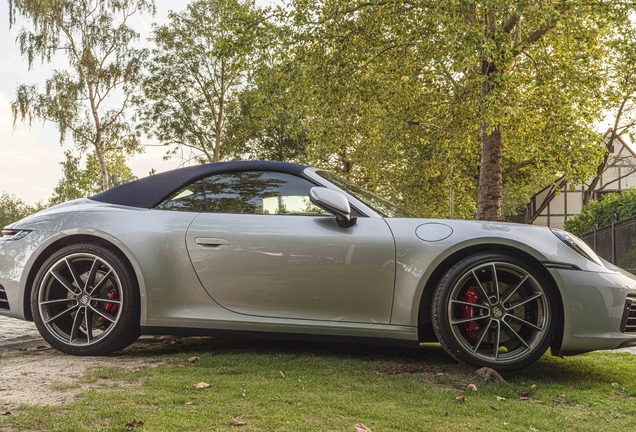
[31,243,139,356]
[432,252,557,372]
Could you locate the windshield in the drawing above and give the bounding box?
[315,170,415,218]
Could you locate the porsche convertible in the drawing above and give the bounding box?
[1,161,635,371]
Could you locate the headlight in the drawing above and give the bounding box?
[551,229,603,266]
[0,229,31,241]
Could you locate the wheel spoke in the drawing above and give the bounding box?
[65,258,82,289]
[502,319,531,349]
[509,314,545,332]
[472,321,491,353]
[491,264,500,303]
[470,270,492,304]
[502,275,529,305]
[450,300,489,310]
[40,298,75,306]
[93,298,122,305]
[45,304,79,324]
[87,270,113,295]
[452,315,486,325]
[69,307,84,343]
[84,309,93,343]
[492,320,501,360]
[50,271,78,295]
[89,304,116,323]
[509,292,543,310]
[84,258,100,291]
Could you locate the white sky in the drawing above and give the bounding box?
[0,1,623,203]
[0,1,188,203]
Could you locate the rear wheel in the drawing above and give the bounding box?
[432,252,557,372]
[31,243,140,355]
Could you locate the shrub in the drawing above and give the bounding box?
[563,188,636,234]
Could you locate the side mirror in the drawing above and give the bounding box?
[309,187,357,228]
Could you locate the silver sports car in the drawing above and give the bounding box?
[1,161,635,371]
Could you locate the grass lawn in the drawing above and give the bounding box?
[1,338,635,431]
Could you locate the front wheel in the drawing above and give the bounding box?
[31,243,140,356]
[432,252,557,372]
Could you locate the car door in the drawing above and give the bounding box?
[178,170,396,324]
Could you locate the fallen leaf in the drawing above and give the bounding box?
[496,396,506,401]
[124,419,143,430]
[521,392,529,397]
[468,384,477,392]
[611,382,619,386]
[232,417,246,426]
[36,345,47,350]
[456,395,466,402]
[185,402,193,405]
[490,404,499,411]
[531,384,537,390]
[279,370,286,379]
[194,382,211,389]
[405,391,412,394]
[188,356,200,363]
[559,394,566,398]
[520,397,529,401]
[100,376,108,379]
[242,389,246,397]
[17,348,27,352]
[2,412,11,416]
[176,365,184,368]
[354,423,372,432]
[132,368,140,373]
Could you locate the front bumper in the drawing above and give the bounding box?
[552,268,636,354]
[0,230,62,321]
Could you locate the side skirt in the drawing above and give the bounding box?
[140,326,421,347]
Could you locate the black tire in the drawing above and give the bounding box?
[432,252,557,372]
[31,243,140,356]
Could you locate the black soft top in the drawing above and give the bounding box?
[89,160,308,209]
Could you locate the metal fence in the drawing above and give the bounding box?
[581,215,636,274]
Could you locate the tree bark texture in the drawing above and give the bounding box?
[477,122,504,221]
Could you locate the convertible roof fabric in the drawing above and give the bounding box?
[89,160,308,209]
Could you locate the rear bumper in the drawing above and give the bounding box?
[551,268,636,354]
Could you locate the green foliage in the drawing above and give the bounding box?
[49,150,137,206]
[9,0,155,191]
[136,0,270,163]
[0,193,45,228]
[563,189,636,234]
[275,0,629,220]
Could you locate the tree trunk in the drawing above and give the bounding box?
[94,133,110,191]
[476,52,504,221]
[477,122,504,221]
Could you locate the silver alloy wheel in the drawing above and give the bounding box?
[447,261,549,364]
[37,253,123,346]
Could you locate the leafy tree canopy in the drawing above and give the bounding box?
[9,0,155,191]
[0,193,45,229]
[49,150,137,206]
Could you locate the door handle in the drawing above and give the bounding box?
[195,237,231,247]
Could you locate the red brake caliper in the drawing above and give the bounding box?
[100,291,119,327]
[460,285,480,341]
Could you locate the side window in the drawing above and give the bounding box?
[156,171,331,216]
[156,181,206,212]
[201,171,330,215]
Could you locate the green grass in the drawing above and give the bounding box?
[2,338,636,431]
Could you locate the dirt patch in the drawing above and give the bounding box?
[0,337,184,407]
